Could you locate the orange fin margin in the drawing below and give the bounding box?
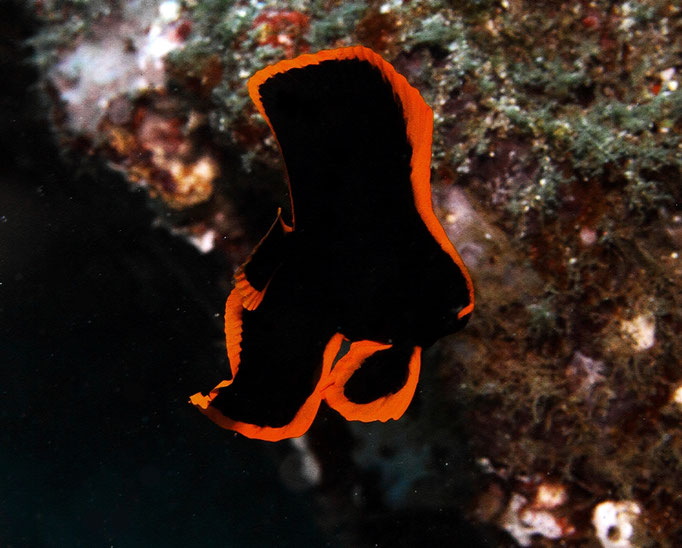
[322,340,422,423]
[190,333,345,441]
[189,286,244,407]
[234,270,268,311]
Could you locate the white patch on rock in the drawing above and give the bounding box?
[187,229,216,254]
[621,313,656,351]
[159,0,181,22]
[501,493,567,546]
[672,384,682,408]
[592,500,642,548]
[579,226,597,246]
[566,351,606,396]
[51,1,184,134]
[533,483,568,510]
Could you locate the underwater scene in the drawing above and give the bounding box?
[1,0,681,546]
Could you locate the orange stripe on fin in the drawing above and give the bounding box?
[190,333,345,441]
[224,287,243,379]
[234,270,269,311]
[186,286,245,408]
[322,340,421,423]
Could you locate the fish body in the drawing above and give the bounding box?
[190,46,474,441]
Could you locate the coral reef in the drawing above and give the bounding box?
[25,0,682,545]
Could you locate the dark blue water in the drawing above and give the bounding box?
[0,8,326,545]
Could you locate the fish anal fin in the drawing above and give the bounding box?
[189,333,344,441]
[323,341,421,423]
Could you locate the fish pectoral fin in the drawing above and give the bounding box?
[323,341,421,422]
[235,208,293,311]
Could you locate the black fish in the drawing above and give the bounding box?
[190,46,474,441]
